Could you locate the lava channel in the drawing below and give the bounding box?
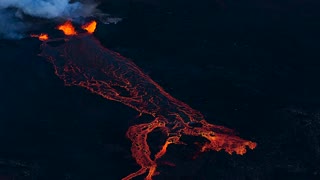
[38,21,256,180]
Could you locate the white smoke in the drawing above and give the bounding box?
[0,0,98,39]
[0,10,29,39]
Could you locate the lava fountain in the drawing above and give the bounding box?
[36,21,256,180]
[57,20,77,36]
[30,33,49,41]
[81,20,97,34]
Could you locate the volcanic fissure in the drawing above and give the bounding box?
[32,20,256,180]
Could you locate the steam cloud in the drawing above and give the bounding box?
[0,0,98,39]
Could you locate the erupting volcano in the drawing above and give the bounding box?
[35,20,256,180]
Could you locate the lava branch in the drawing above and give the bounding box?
[122,117,166,180]
[37,20,257,180]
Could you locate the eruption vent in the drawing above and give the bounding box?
[0,0,98,39]
[38,21,256,180]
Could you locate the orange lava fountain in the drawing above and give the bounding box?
[30,33,49,41]
[38,21,256,180]
[57,20,77,35]
[81,20,97,34]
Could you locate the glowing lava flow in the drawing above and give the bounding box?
[39,21,256,180]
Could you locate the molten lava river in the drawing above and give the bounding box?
[33,21,256,180]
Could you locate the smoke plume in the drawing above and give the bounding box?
[0,0,98,39]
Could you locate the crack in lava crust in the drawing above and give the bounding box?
[39,34,257,180]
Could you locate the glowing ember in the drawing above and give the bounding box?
[38,24,257,180]
[30,33,49,41]
[81,20,97,34]
[57,21,77,36]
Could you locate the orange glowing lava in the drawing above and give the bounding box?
[37,21,257,180]
[81,20,97,34]
[57,21,77,36]
[30,33,49,41]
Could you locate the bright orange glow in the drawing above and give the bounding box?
[39,34,257,180]
[57,21,77,36]
[30,33,49,41]
[81,20,97,34]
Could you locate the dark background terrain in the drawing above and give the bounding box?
[0,0,320,179]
